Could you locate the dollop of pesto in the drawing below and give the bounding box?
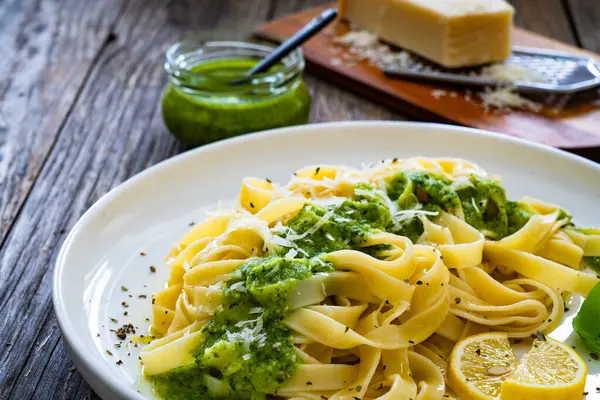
[282,183,391,257]
[386,171,459,241]
[151,257,333,400]
[385,171,557,240]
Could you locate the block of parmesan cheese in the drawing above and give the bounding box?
[338,0,515,68]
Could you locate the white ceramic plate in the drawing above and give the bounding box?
[53,121,600,400]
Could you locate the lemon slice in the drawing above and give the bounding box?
[499,337,587,400]
[447,332,517,400]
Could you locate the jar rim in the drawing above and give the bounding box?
[165,35,305,92]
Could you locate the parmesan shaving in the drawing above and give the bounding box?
[235,317,261,327]
[265,264,280,278]
[479,86,542,112]
[449,176,474,191]
[479,64,549,84]
[432,89,448,99]
[270,235,296,248]
[206,281,223,296]
[271,221,289,235]
[471,197,481,214]
[333,29,415,68]
[227,317,266,353]
[285,248,298,259]
[394,209,439,224]
[229,281,247,293]
[286,210,335,242]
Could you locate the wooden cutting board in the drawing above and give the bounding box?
[256,5,600,151]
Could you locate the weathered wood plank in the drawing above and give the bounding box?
[509,0,577,45]
[0,0,125,255]
[566,0,600,52]
[0,0,275,399]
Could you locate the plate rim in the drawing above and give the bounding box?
[52,120,600,399]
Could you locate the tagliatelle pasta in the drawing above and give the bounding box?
[139,157,600,400]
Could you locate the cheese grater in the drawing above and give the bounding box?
[383,46,600,95]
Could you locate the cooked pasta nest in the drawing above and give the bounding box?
[139,157,600,400]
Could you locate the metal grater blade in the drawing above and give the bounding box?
[383,46,600,95]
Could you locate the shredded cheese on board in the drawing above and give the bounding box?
[333,29,549,113]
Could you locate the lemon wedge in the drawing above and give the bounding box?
[447,332,518,400]
[499,336,587,400]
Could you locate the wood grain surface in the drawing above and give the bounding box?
[257,5,600,149]
[0,0,599,399]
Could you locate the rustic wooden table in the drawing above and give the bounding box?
[1,0,599,399]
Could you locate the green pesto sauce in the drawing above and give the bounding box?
[283,184,391,257]
[162,58,311,147]
[506,201,534,236]
[583,257,600,274]
[151,257,334,400]
[456,176,509,238]
[385,171,549,240]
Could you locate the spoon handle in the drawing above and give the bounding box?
[246,8,338,76]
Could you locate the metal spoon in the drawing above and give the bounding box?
[245,8,338,77]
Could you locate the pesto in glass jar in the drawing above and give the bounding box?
[162,38,311,146]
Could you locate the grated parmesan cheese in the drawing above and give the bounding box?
[479,86,542,112]
[313,257,328,268]
[229,281,247,292]
[333,29,414,68]
[235,317,261,328]
[226,317,267,353]
[431,89,448,99]
[285,248,298,259]
[449,175,474,191]
[394,209,439,224]
[271,221,289,235]
[479,64,549,84]
[265,264,280,278]
[333,28,548,113]
[270,234,296,248]
[206,281,223,295]
[334,30,379,48]
[286,210,335,242]
[471,197,481,214]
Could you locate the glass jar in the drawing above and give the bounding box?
[161,36,312,146]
